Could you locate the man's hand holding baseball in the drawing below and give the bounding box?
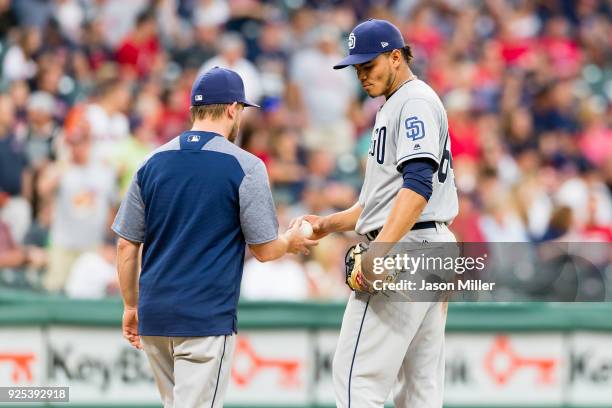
[288,214,331,241]
[282,222,319,255]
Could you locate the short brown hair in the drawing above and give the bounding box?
[190,104,228,122]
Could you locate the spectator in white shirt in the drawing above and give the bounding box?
[200,32,263,105]
[288,25,359,155]
[84,80,131,165]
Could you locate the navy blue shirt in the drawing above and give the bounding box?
[0,134,28,195]
[112,131,278,336]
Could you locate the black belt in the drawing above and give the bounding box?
[364,221,438,241]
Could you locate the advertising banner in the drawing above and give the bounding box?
[445,334,564,405]
[1,326,612,406]
[45,326,157,404]
[566,332,612,406]
[0,328,45,388]
[226,331,310,404]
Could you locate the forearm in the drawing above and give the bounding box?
[21,170,33,202]
[0,248,26,268]
[116,238,141,308]
[359,189,427,280]
[249,234,289,262]
[37,165,60,198]
[375,188,427,243]
[325,202,363,233]
[249,225,316,261]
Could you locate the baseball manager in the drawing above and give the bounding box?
[113,67,316,408]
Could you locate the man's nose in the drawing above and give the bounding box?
[357,68,367,82]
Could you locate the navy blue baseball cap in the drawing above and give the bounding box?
[333,19,405,70]
[191,67,260,108]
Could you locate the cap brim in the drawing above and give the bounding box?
[241,100,260,108]
[333,52,382,69]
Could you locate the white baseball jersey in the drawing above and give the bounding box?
[356,79,458,235]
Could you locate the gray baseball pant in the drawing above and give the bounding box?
[141,334,236,408]
[333,222,455,408]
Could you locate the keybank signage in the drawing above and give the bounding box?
[46,327,157,403]
[1,327,611,405]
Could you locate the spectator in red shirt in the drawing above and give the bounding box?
[449,193,486,242]
[446,91,481,162]
[539,16,582,79]
[115,10,160,79]
[404,7,443,59]
[157,86,190,144]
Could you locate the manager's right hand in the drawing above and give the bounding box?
[284,222,319,255]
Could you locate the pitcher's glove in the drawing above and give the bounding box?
[345,243,377,294]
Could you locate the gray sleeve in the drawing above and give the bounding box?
[358,186,366,207]
[239,160,278,244]
[396,98,441,170]
[112,175,146,243]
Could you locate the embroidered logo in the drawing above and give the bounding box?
[348,32,356,50]
[405,116,425,141]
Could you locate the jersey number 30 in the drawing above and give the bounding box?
[369,126,386,164]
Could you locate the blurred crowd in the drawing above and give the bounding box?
[0,0,610,300]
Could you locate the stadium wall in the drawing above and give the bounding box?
[0,293,611,408]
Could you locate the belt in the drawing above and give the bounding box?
[364,221,438,241]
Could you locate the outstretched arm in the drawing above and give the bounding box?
[248,223,318,262]
[290,201,363,240]
[359,159,435,283]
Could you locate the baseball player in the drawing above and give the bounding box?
[292,19,458,407]
[113,67,316,408]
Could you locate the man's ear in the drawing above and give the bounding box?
[391,49,403,68]
[227,102,239,120]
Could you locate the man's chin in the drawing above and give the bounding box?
[364,88,381,98]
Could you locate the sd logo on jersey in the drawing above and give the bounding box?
[405,116,425,141]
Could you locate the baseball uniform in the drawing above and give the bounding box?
[333,78,458,408]
[112,129,278,407]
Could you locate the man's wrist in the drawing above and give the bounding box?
[321,215,333,234]
[278,232,290,253]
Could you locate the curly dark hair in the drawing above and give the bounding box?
[400,45,414,65]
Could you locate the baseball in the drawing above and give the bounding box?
[300,220,314,238]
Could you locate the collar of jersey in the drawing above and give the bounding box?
[184,130,224,138]
[381,77,418,108]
